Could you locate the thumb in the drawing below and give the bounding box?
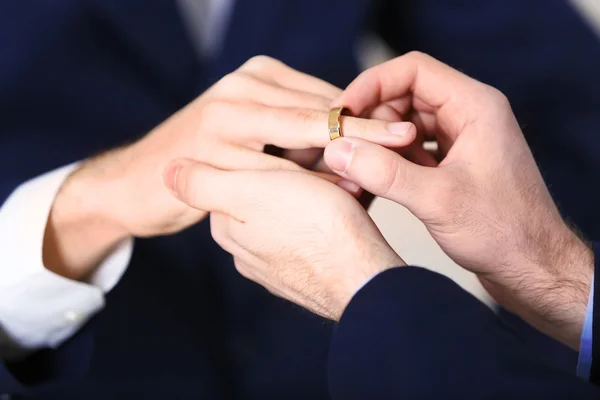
[163,159,250,220]
[324,138,436,213]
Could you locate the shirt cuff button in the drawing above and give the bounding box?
[64,310,84,323]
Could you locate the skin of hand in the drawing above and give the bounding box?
[163,160,406,321]
[43,56,416,281]
[324,51,593,349]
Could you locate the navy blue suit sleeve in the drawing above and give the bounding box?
[0,321,94,396]
[0,5,109,395]
[329,267,600,399]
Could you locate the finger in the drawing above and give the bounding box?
[336,179,363,198]
[366,102,404,122]
[282,148,323,169]
[363,106,439,167]
[332,52,492,138]
[208,102,418,150]
[212,72,332,111]
[309,170,355,189]
[408,110,438,140]
[313,157,331,174]
[376,98,413,119]
[164,160,256,221]
[198,145,346,187]
[324,137,439,213]
[205,148,356,196]
[261,148,348,189]
[201,145,309,172]
[238,56,342,99]
[403,144,439,167]
[164,160,349,219]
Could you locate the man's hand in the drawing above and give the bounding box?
[44,56,416,281]
[324,52,593,349]
[163,161,405,321]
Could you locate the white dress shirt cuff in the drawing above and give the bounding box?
[0,164,133,359]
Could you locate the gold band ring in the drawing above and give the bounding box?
[328,107,350,141]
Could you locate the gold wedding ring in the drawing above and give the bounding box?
[328,107,349,141]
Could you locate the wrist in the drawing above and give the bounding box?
[43,156,131,280]
[335,253,406,320]
[502,224,593,349]
[544,229,593,348]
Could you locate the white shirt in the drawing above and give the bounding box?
[0,0,235,359]
[570,0,600,38]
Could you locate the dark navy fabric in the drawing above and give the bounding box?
[329,267,600,399]
[1,0,599,398]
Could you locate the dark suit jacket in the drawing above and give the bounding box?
[329,259,600,399]
[1,0,599,398]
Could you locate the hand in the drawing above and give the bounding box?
[324,52,593,348]
[44,56,416,280]
[163,160,405,321]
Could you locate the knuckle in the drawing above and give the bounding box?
[404,50,428,62]
[215,72,250,96]
[292,107,322,123]
[486,86,511,110]
[241,55,278,73]
[473,85,513,122]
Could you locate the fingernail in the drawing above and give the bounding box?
[325,138,354,173]
[163,162,181,195]
[337,179,362,196]
[330,98,343,108]
[387,122,412,136]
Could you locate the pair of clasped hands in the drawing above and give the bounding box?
[150,52,590,349]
